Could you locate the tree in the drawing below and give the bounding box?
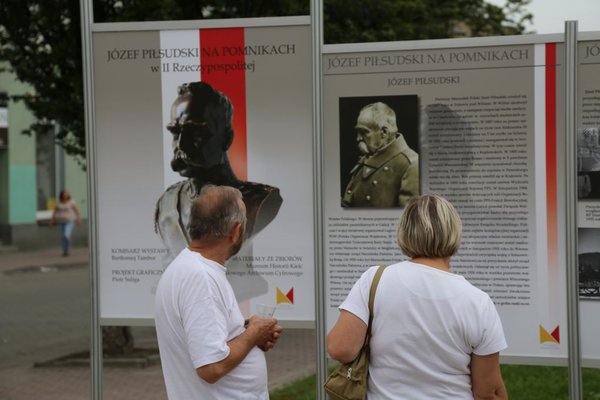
[324,0,532,43]
[0,1,85,165]
[0,0,531,164]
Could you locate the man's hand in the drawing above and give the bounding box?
[245,315,283,352]
[258,323,283,352]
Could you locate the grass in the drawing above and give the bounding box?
[270,374,317,400]
[500,365,600,400]
[268,365,600,400]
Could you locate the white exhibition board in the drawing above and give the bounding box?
[322,35,592,364]
[576,38,600,366]
[93,17,314,324]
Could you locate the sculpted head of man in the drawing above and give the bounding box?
[167,82,234,177]
[188,185,247,257]
[354,102,398,155]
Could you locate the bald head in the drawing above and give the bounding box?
[188,185,246,240]
[355,102,399,154]
[356,102,398,133]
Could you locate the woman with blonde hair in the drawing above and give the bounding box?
[328,194,508,399]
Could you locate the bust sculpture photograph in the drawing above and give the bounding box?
[155,81,283,263]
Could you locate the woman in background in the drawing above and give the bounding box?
[50,190,81,256]
[327,194,508,399]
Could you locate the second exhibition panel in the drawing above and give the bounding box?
[323,35,573,364]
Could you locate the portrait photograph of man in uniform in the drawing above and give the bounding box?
[339,95,420,208]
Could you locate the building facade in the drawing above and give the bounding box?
[0,62,87,251]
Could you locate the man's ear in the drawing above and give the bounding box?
[230,222,243,242]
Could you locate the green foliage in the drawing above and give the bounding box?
[93,0,308,23]
[0,0,532,164]
[324,0,532,43]
[0,0,85,165]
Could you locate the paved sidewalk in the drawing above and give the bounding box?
[0,246,316,399]
[0,246,90,273]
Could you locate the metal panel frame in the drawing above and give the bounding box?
[310,2,327,399]
[79,1,102,399]
[80,3,320,398]
[565,20,582,400]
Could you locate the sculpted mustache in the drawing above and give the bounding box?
[171,150,204,168]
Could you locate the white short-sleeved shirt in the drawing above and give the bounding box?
[340,261,507,400]
[154,248,268,400]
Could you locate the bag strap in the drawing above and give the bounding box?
[366,265,385,337]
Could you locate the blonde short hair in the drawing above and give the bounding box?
[396,194,462,258]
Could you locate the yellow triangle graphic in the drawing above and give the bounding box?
[539,325,557,344]
[277,288,292,304]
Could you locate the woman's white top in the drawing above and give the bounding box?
[340,261,507,399]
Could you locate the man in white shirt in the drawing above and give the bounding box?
[155,185,282,399]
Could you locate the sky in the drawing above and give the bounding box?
[487,0,600,34]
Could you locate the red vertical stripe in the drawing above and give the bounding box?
[200,28,248,180]
[545,43,558,269]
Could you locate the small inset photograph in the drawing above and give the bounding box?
[578,171,600,199]
[577,127,600,172]
[339,95,419,209]
[578,228,600,299]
